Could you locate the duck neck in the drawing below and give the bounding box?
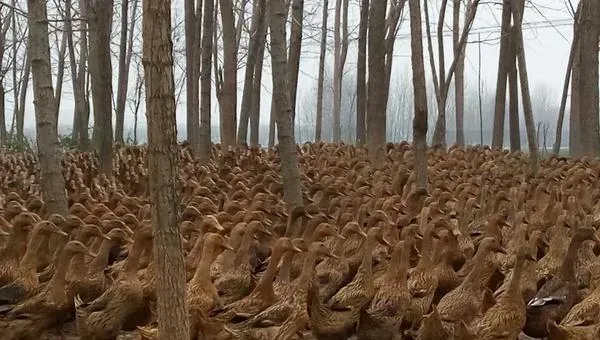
[254,247,285,297]
[48,249,75,295]
[464,247,491,286]
[20,230,46,270]
[277,251,295,282]
[296,250,320,289]
[233,228,255,266]
[3,230,27,260]
[284,214,301,238]
[421,228,435,265]
[186,231,206,264]
[507,255,526,297]
[388,241,410,280]
[333,235,346,256]
[358,236,378,278]
[88,238,117,274]
[191,243,219,284]
[122,241,145,279]
[558,236,583,280]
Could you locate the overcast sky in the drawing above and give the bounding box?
[13,0,578,140]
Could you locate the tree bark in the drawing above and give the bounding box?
[355,0,367,145]
[409,0,428,189]
[553,4,581,155]
[250,7,268,147]
[199,0,214,163]
[269,0,303,210]
[142,0,190,338]
[510,0,538,172]
[16,53,30,146]
[219,0,237,149]
[508,28,520,152]
[570,23,581,156]
[332,0,348,142]
[54,30,67,127]
[578,0,599,157]
[367,0,387,167]
[238,0,266,145]
[491,2,511,149]
[383,0,405,101]
[0,15,6,145]
[184,0,199,149]
[88,0,114,175]
[26,0,68,216]
[287,0,303,133]
[453,0,465,147]
[115,0,129,143]
[69,0,89,150]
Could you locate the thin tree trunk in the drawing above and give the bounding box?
[491,2,511,148]
[553,4,580,155]
[268,101,276,147]
[115,0,129,143]
[269,0,303,210]
[238,0,266,145]
[508,28,520,152]
[142,0,189,338]
[367,0,387,167]
[570,25,581,156]
[54,30,67,128]
[235,0,249,51]
[355,0,367,145]
[199,0,214,163]
[332,0,343,142]
[185,0,199,150]
[578,0,599,157]
[250,7,267,147]
[16,56,30,145]
[510,0,538,172]
[453,0,465,147]
[26,0,68,216]
[88,0,114,174]
[0,15,6,145]
[409,0,428,189]
[315,0,328,142]
[383,0,405,101]
[219,0,238,149]
[287,0,303,133]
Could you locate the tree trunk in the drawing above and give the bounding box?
[332,0,348,142]
[383,0,405,102]
[88,0,114,175]
[142,0,189,339]
[269,0,303,210]
[287,0,303,133]
[367,0,387,167]
[69,0,89,150]
[491,2,511,149]
[0,84,5,144]
[250,7,268,147]
[54,30,67,127]
[219,0,237,149]
[409,0,428,189]
[238,0,266,145]
[578,0,599,157]
[355,0,367,145]
[453,0,465,147]
[199,0,214,163]
[268,102,276,147]
[185,0,199,149]
[26,0,68,216]
[570,25,581,156]
[115,0,129,143]
[16,55,30,145]
[510,0,538,172]
[553,4,581,155]
[508,28,520,152]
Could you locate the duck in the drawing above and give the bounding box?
[0,212,37,286]
[474,247,535,339]
[524,226,600,337]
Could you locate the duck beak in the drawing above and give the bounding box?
[525,252,537,262]
[381,238,392,247]
[222,325,235,336]
[215,224,225,232]
[335,234,346,241]
[326,251,339,259]
[292,246,303,253]
[224,244,235,251]
[358,230,368,238]
[495,246,508,255]
[304,212,314,219]
[593,234,600,247]
[55,230,69,237]
[262,229,273,236]
[101,234,112,240]
[414,233,423,240]
[87,250,98,258]
[264,218,273,227]
[451,228,462,237]
[0,229,9,236]
[125,236,135,244]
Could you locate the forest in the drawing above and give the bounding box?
[0,0,599,340]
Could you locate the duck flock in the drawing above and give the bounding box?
[0,142,599,340]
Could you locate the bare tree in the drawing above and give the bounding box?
[199,0,214,163]
[287,0,303,132]
[0,11,12,144]
[367,0,387,167]
[383,0,405,101]
[508,27,520,152]
[332,0,349,142]
[219,0,238,149]
[553,3,581,155]
[426,0,479,148]
[355,0,367,145]
[142,0,189,338]
[269,0,303,210]
[409,0,428,188]
[453,0,466,147]
[577,0,599,157]
[26,0,68,216]
[88,0,114,174]
[53,26,67,126]
[491,2,511,149]
[14,1,29,146]
[250,4,268,146]
[184,0,200,150]
[238,0,266,145]
[68,0,90,149]
[509,0,538,172]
